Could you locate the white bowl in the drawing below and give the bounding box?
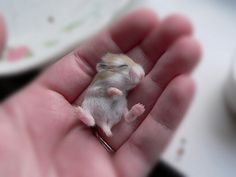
[225,51,236,115]
[0,0,132,76]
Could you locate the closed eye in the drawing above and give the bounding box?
[98,63,108,69]
[119,64,128,68]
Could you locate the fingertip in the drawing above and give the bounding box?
[110,8,159,51]
[124,8,159,22]
[177,36,202,57]
[140,13,194,61]
[172,36,202,70]
[113,8,159,29]
[152,75,195,130]
[147,36,201,87]
[161,14,193,37]
[170,75,196,104]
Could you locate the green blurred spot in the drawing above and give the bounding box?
[63,21,81,32]
[44,40,59,48]
[26,51,33,58]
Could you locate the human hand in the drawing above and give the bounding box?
[0,9,201,177]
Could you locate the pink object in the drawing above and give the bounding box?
[124,103,145,122]
[107,87,123,96]
[7,46,31,61]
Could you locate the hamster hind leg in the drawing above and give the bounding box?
[100,123,112,137]
[75,106,95,127]
[124,103,145,122]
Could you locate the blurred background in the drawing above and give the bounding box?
[1,0,236,177]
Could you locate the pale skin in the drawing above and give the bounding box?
[107,87,123,96]
[0,9,201,177]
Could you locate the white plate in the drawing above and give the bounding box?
[0,0,132,76]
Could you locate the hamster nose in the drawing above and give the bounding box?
[129,65,145,84]
[136,65,145,79]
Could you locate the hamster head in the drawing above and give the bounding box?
[96,53,145,82]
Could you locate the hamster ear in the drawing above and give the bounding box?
[96,62,107,72]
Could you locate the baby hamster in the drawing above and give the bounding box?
[76,53,145,137]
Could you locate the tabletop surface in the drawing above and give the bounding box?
[141,0,236,177]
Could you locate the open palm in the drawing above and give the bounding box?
[0,9,201,177]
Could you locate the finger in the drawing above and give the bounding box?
[148,37,201,87]
[113,75,195,177]
[0,14,6,56]
[104,37,201,149]
[77,8,159,64]
[54,128,115,177]
[97,14,194,144]
[127,14,193,72]
[37,9,158,102]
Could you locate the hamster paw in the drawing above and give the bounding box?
[107,87,123,96]
[76,106,95,127]
[125,103,145,122]
[101,124,113,137]
[130,103,145,117]
[129,66,145,84]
